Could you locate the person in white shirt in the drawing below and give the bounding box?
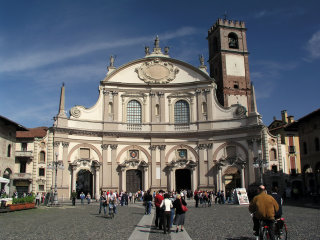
[108,191,118,214]
[160,193,173,234]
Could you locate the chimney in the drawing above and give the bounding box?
[281,110,288,123]
[288,116,294,123]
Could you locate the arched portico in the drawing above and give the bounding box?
[70,159,101,199]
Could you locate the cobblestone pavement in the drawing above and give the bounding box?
[1,201,319,240]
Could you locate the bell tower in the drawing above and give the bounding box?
[207,19,252,113]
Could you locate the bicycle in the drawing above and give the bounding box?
[258,218,287,240]
[258,219,274,240]
[108,202,115,219]
[274,218,288,240]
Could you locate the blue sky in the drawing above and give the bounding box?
[0,0,319,128]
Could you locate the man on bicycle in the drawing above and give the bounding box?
[249,185,279,240]
[108,190,117,215]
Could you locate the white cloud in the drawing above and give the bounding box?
[305,30,320,60]
[0,27,198,73]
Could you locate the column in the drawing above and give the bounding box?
[144,168,148,191]
[110,144,118,189]
[158,92,165,122]
[218,166,222,191]
[247,139,256,185]
[150,145,157,188]
[71,166,76,192]
[198,144,206,188]
[205,89,213,121]
[159,145,166,188]
[101,144,109,188]
[62,142,69,188]
[196,89,201,121]
[150,92,156,122]
[241,165,245,188]
[95,167,100,199]
[191,168,197,191]
[113,91,119,121]
[121,169,126,192]
[207,143,214,186]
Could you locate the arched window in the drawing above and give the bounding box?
[39,151,46,163]
[174,100,190,124]
[7,144,11,157]
[228,33,239,49]
[127,100,142,124]
[3,168,11,179]
[270,149,277,161]
[315,137,320,152]
[155,104,160,116]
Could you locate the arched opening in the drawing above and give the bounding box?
[175,169,191,191]
[228,32,239,49]
[76,169,93,199]
[224,166,241,193]
[126,170,142,193]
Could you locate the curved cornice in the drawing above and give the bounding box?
[101,56,215,84]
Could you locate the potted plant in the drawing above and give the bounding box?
[9,194,36,211]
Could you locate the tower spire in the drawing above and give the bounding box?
[58,83,67,117]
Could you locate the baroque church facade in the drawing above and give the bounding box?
[45,19,271,199]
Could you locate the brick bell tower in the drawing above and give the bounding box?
[207,18,252,113]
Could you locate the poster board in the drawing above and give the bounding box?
[235,188,249,205]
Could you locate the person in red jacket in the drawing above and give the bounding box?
[154,190,164,229]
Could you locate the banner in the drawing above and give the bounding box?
[235,188,249,205]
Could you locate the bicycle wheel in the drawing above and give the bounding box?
[259,227,269,240]
[279,223,287,240]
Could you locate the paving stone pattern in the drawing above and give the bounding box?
[1,201,319,240]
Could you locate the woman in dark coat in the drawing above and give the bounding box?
[173,194,187,232]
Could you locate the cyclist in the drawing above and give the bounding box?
[107,190,117,215]
[270,186,283,235]
[249,185,279,240]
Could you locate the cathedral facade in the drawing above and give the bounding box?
[48,19,267,199]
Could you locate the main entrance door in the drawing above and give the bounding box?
[126,170,142,193]
[224,166,241,193]
[175,169,191,191]
[76,170,93,198]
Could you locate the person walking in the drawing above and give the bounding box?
[143,190,153,215]
[160,193,173,234]
[80,192,85,204]
[99,191,107,215]
[86,193,91,204]
[154,190,164,229]
[71,190,77,206]
[173,194,187,232]
[35,192,41,206]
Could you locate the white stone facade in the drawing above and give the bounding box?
[49,37,268,199]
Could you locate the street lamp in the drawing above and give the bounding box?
[47,152,64,205]
[253,150,269,185]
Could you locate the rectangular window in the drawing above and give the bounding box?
[21,143,27,151]
[39,168,45,177]
[20,161,26,173]
[38,185,44,191]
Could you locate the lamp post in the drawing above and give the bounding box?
[48,152,64,205]
[253,150,268,185]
